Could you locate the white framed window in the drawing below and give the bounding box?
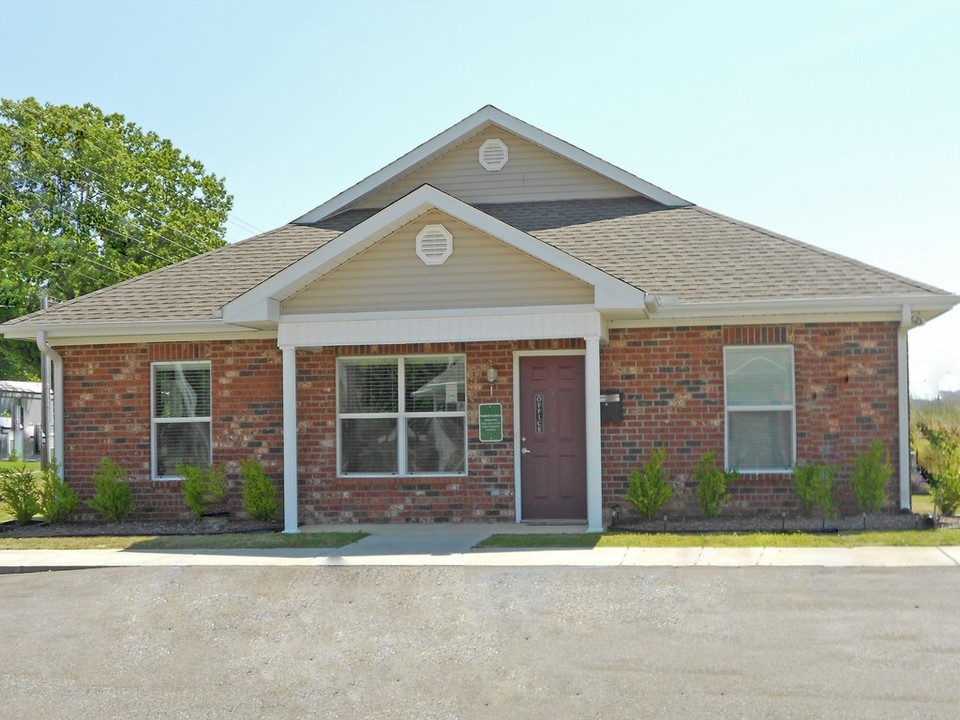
[337,355,467,476]
[151,361,212,479]
[724,346,795,472]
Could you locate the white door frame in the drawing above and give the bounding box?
[513,348,602,528]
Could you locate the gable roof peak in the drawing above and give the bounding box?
[294,106,690,225]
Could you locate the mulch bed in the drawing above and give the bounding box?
[0,517,282,538]
[2,513,956,538]
[611,512,958,534]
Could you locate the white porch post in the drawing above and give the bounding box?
[898,306,911,511]
[281,345,299,533]
[585,334,603,532]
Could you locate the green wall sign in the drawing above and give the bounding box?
[478,403,503,442]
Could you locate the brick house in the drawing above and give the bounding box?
[3,106,957,531]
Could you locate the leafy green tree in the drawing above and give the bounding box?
[916,422,960,516]
[0,97,232,378]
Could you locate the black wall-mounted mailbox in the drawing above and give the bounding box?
[600,390,622,422]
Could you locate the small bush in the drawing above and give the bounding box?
[916,422,960,517]
[793,463,837,519]
[241,459,281,521]
[179,462,227,518]
[0,464,41,524]
[694,452,737,517]
[850,440,892,513]
[37,461,78,523]
[626,448,673,519]
[88,457,135,522]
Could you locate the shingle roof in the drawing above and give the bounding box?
[479,198,947,302]
[2,197,950,329]
[3,223,342,326]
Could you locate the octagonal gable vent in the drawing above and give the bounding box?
[416,224,453,265]
[478,138,509,171]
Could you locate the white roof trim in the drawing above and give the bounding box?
[0,320,275,342]
[294,105,688,224]
[611,294,960,326]
[278,310,607,349]
[223,185,650,325]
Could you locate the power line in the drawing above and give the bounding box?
[0,185,141,283]
[0,173,183,269]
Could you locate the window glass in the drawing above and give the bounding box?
[339,418,398,475]
[337,359,398,414]
[725,347,795,472]
[405,357,465,413]
[407,416,466,474]
[727,411,793,470]
[338,356,467,476]
[726,348,793,406]
[154,364,211,417]
[152,362,212,478]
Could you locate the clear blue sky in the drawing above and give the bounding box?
[4,0,959,397]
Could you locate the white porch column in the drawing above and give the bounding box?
[585,334,603,532]
[898,307,911,511]
[281,346,299,533]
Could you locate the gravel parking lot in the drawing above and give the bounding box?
[2,565,959,719]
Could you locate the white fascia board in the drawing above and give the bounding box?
[610,294,960,328]
[280,304,597,324]
[278,310,607,349]
[294,106,688,224]
[0,319,274,344]
[224,185,650,324]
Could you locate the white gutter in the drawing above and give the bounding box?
[897,306,913,512]
[610,294,960,325]
[36,331,65,476]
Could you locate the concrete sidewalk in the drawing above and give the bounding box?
[2,523,960,571]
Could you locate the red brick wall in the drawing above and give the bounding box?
[60,339,284,520]
[57,324,900,523]
[601,323,901,518]
[294,340,580,524]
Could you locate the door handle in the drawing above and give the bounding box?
[521,448,531,454]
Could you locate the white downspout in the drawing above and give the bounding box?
[898,306,911,511]
[36,331,65,476]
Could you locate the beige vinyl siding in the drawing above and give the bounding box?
[358,128,637,208]
[281,211,594,314]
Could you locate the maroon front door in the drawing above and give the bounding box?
[519,355,587,520]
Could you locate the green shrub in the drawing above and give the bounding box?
[850,440,892,513]
[0,464,40,524]
[88,457,135,522]
[240,459,281,521]
[792,463,837,519]
[179,462,227,518]
[37,461,78,523]
[916,422,960,516]
[694,452,737,517]
[626,448,673,519]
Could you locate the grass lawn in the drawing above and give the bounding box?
[912,493,936,515]
[477,528,960,549]
[0,531,368,551]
